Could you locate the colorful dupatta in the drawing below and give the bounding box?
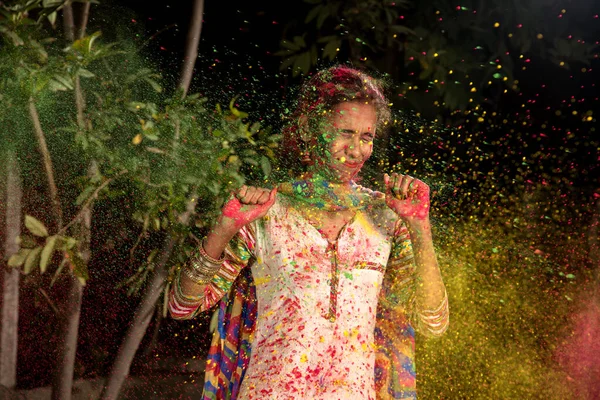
[202,266,257,400]
[201,265,418,400]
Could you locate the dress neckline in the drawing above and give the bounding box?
[285,198,359,246]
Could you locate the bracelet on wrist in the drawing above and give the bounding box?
[181,265,214,285]
[199,237,226,264]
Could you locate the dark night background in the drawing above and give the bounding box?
[5,0,600,397]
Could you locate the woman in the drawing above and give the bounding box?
[169,66,449,400]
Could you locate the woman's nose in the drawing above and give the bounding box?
[346,136,363,158]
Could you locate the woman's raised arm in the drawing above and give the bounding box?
[384,173,449,336]
[168,186,276,320]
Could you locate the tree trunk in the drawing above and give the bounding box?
[62,1,75,42]
[76,2,91,40]
[0,149,22,389]
[51,277,83,400]
[100,238,175,400]
[178,0,204,97]
[29,99,63,230]
[50,6,94,399]
[28,96,78,400]
[101,2,205,397]
[101,194,197,399]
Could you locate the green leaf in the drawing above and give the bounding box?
[29,39,48,62]
[42,0,63,7]
[317,35,338,44]
[143,77,162,93]
[293,35,307,49]
[71,31,102,55]
[260,156,272,178]
[40,235,58,273]
[50,256,67,287]
[17,235,38,249]
[67,249,89,283]
[144,133,159,141]
[8,249,30,268]
[280,56,296,71]
[281,39,301,51]
[323,39,340,61]
[0,26,24,46]
[48,75,74,91]
[25,215,49,237]
[390,25,415,36]
[126,102,146,112]
[305,4,323,24]
[243,157,259,166]
[309,44,318,65]
[77,68,95,78]
[47,11,57,26]
[316,8,329,29]
[292,51,311,76]
[23,247,42,275]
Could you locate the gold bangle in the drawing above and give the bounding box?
[190,258,221,275]
[198,237,225,265]
[181,265,214,285]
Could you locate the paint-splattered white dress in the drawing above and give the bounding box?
[169,187,449,399]
[234,192,398,399]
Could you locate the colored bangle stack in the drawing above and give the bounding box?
[181,238,225,285]
[173,268,204,307]
[419,289,450,335]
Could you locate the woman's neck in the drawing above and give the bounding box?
[280,172,364,212]
[300,170,354,195]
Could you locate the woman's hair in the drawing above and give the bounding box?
[280,66,390,172]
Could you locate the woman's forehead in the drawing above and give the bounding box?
[330,102,377,123]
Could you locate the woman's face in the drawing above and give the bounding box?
[314,101,378,183]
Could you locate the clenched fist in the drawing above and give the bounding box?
[384,173,430,222]
[221,185,277,229]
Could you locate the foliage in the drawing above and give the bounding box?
[1,0,279,293]
[277,0,597,114]
[8,215,87,283]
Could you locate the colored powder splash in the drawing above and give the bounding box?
[3,1,599,399]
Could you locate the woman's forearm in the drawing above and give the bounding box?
[406,218,446,311]
[179,215,240,297]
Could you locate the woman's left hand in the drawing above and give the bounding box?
[384,173,430,222]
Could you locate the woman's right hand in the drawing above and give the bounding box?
[220,185,278,230]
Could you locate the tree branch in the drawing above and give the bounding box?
[58,170,127,236]
[178,0,204,97]
[62,1,75,42]
[76,1,91,40]
[28,98,63,229]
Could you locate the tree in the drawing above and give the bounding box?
[50,1,96,398]
[100,1,206,397]
[2,1,277,396]
[0,149,22,390]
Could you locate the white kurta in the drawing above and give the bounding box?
[237,193,398,400]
